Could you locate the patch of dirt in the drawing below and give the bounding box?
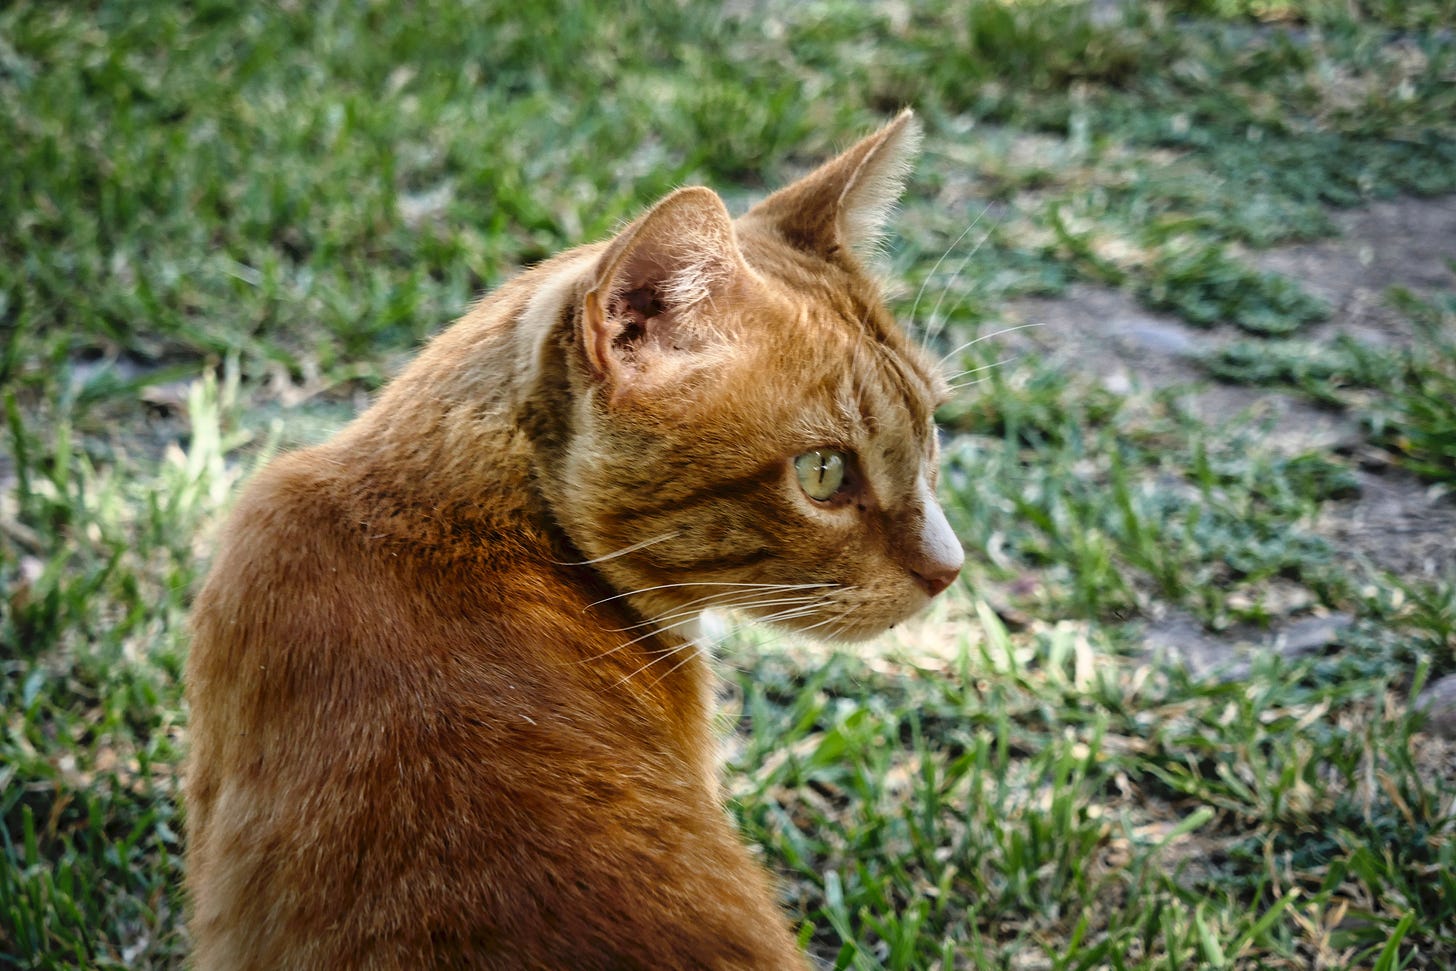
[1001,283,1365,454]
[989,195,1456,685]
[1315,469,1456,579]
[1251,195,1456,345]
[1140,609,1354,680]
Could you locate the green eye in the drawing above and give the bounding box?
[794,449,848,501]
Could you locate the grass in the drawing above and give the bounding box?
[3,0,1455,967]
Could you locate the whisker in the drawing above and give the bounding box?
[671,604,829,678]
[642,596,831,686]
[632,596,842,685]
[582,588,841,664]
[707,587,834,631]
[908,209,988,339]
[594,584,863,688]
[755,600,832,622]
[923,215,996,347]
[714,590,866,677]
[793,602,861,637]
[947,377,998,393]
[936,322,1045,370]
[602,593,825,634]
[644,641,708,690]
[611,637,705,690]
[943,355,1021,383]
[667,587,869,681]
[740,607,821,631]
[578,614,703,665]
[674,585,837,613]
[553,532,679,566]
[585,581,835,610]
[734,589,855,635]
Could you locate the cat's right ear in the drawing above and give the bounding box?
[582,187,745,405]
[741,109,922,262]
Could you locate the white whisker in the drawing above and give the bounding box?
[602,593,824,634]
[948,376,1000,393]
[579,614,704,665]
[553,532,679,566]
[794,601,862,637]
[936,322,1045,370]
[755,600,831,622]
[585,581,834,610]
[944,355,1021,383]
[675,585,838,613]
[908,210,987,340]
[923,216,996,347]
[581,586,842,664]
[587,578,861,687]
[794,615,841,636]
[611,639,700,690]
[682,604,828,674]
[644,641,709,690]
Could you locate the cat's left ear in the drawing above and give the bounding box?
[741,109,922,261]
[583,186,745,404]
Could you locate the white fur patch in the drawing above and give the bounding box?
[916,475,964,575]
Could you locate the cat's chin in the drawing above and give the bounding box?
[812,625,896,646]
[775,612,916,646]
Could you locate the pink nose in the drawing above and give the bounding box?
[911,561,960,597]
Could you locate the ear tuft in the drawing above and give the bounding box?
[741,109,923,260]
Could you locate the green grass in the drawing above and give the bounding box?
[4,0,1456,967]
[1365,289,1456,486]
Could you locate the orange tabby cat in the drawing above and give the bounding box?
[184,110,963,970]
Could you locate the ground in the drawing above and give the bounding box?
[988,196,1456,680]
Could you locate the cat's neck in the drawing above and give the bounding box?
[322,249,600,554]
[313,249,717,732]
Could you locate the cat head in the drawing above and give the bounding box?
[553,111,962,642]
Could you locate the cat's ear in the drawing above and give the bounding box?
[582,186,744,402]
[741,109,922,260]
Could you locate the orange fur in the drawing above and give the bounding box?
[185,111,962,970]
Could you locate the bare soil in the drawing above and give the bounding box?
[991,195,1456,683]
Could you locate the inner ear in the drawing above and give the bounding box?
[611,286,666,348]
[622,286,665,320]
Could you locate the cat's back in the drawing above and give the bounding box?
[186,440,635,771]
[184,448,748,971]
